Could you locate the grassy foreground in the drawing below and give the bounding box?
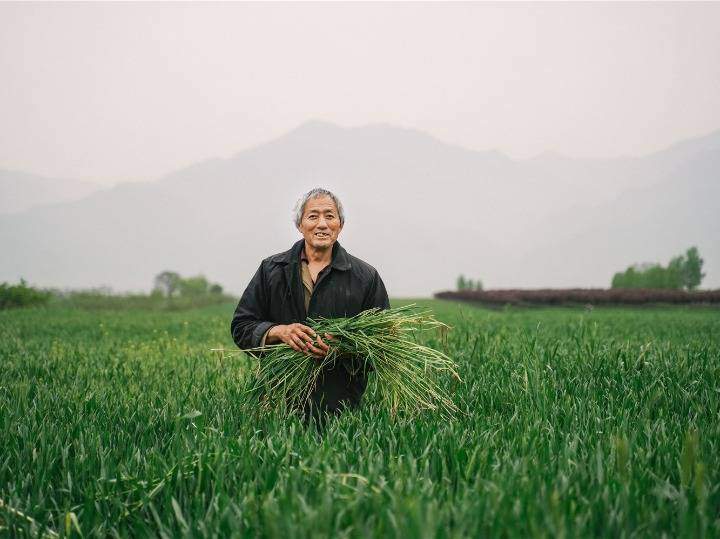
[1,300,719,537]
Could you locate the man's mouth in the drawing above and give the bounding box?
[315,233,330,238]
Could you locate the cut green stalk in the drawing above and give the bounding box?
[222,304,461,418]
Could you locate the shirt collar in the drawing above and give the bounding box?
[272,238,351,271]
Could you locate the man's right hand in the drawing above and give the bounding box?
[267,323,328,358]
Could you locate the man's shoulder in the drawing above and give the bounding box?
[259,243,296,267]
[264,250,291,265]
[344,250,382,281]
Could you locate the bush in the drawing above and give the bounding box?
[0,279,52,310]
[435,288,720,307]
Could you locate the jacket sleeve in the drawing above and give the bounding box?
[230,262,277,355]
[362,269,390,311]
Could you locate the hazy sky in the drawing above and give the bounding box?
[1,2,719,184]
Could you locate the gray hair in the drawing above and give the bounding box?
[293,188,345,228]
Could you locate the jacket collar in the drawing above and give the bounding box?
[272,238,352,271]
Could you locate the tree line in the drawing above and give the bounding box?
[1,271,229,310]
[152,271,224,298]
[456,275,483,291]
[453,247,707,292]
[611,247,705,290]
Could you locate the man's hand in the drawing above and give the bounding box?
[267,324,334,359]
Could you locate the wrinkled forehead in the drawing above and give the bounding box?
[302,195,338,215]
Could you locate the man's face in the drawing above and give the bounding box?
[298,196,343,250]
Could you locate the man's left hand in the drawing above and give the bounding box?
[306,332,335,360]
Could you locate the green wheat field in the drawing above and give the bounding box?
[1,300,719,537]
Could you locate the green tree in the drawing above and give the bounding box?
[644,264,666,289]
[209,283,223,295]
[681,246,705,290]
[612,265,641,289]
[456,275,483,291]
[178,275,210,297]
[666,255,685,289]
[625,266,640,288]
[154,271,181,298]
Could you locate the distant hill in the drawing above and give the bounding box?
[0,121,718,295]
[0,168,102,215]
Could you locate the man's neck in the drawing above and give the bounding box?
[303,240,333,265]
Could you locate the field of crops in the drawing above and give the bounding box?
[1,300,719,537]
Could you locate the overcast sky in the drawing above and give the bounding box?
[1,2,719,184]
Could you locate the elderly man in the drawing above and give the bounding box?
[230,187,390,424]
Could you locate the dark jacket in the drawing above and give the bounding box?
[231,239,390,419]
[230,238,390,355]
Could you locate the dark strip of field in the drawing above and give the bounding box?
[435,288,720,306]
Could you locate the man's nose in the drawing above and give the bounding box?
[317,217,329,228]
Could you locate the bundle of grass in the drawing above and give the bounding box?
[220,304,461,418]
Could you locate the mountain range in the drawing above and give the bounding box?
[1,120,718,296]
[0,168,102,215]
